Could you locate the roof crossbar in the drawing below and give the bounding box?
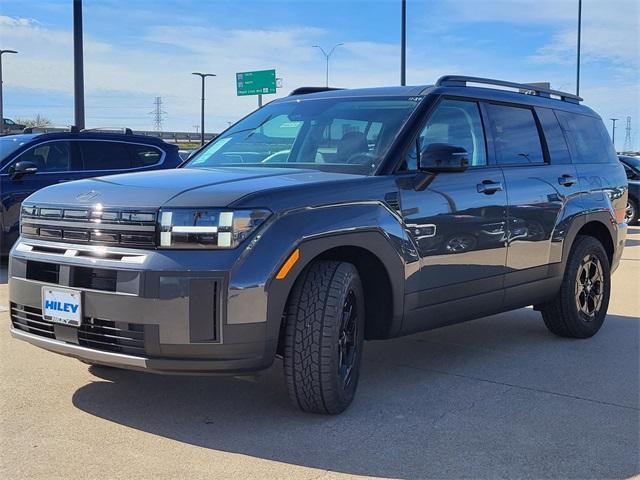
[436,75,582,104]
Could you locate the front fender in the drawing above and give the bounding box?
[226,202,410,343]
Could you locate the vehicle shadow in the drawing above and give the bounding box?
[72,310,639,479]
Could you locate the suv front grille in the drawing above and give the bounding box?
[11,303,146,356]
[20,204,157,248]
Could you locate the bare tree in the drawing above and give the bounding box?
[14,114,53,128]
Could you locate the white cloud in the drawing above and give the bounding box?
[0,14,459,131]
[442,0,639,74]
[1,0,637,145]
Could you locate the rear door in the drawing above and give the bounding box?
[78,140,133,174]
[485,103,581,297]
[398,98,509,332]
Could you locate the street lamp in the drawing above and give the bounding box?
[313,43,344,87]
[576,0,582,96]
[73,0,85,129]
[191,72,216,146]
[401,0,407,86]
[611,118,619,149]
[0,49,18,133]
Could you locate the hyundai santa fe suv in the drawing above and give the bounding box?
[8,76,628,414]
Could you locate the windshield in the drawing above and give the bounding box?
[184,96,420,175]
[0,135,36,162]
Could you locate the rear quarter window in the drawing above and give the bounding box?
[555,111,617,164]
[128,144,162,167]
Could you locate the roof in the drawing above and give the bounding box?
[278,85,432,101]
[0,134,38,142]
[280,76,597,115]
[17,130,175,146]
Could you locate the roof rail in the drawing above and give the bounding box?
[22,126,76,134]
[289,87,344,96]
[81,127,134,135]
[435,75,582,104]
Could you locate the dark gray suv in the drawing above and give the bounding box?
[8,76,628,414]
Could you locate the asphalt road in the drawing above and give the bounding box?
[1,229,639,480]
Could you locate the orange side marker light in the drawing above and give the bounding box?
[276,249,300,280]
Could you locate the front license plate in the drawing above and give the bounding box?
[42,287,82,327]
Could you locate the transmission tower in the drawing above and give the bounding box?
[149,97,166,132]
[623,116,632,152]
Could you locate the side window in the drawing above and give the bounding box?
[487,104,544,165]
[555,111,617,164]
[366,122,383,145]
[17,141,72,172]
[79,141,132,170]
[128,144,162,167]
[536,107,571,164]
[404,99,487,170]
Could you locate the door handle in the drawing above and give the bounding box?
[558,174,577,187]
[477,180,503,194]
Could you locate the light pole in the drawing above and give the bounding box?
[313,43,343,87]
[0,49,18,133]
[401,0,407,86]
[611,118,619,149]
[191,72,216,146]
[73,0,85,129]
[576,0,582,96]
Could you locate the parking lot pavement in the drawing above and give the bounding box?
[1,229,639,480]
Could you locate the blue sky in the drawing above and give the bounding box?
[1,0,638,149]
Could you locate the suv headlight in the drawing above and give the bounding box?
[158,208,271,249]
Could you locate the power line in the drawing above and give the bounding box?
[624,116,632,152]
[149,96,166,132]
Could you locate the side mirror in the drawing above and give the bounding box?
[419,143,469,172]
[10,160,38,180]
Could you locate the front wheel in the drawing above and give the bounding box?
[540,235,611,338]
[283,260,365,414]
[625,198,638,225]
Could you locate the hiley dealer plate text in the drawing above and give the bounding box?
[42,287,82,327]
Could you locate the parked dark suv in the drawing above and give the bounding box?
[619,155,639,225]
[8,76,627,414]
[1,130,181,254]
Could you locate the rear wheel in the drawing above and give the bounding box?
[283,260,365,414]
[625,198,638,225]
[541,235,611,338]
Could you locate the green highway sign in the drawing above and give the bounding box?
[236,69,277,96]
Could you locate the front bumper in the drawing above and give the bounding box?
[8,239,278,374]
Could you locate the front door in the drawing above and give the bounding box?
[398,98,508,332]
[1,140,82,250]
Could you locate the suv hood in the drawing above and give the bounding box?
[26,167,363,209]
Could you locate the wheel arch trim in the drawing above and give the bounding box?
[265,229,406,343]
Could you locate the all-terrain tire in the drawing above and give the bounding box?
[283,260,365,414]
[541,235,611,338]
